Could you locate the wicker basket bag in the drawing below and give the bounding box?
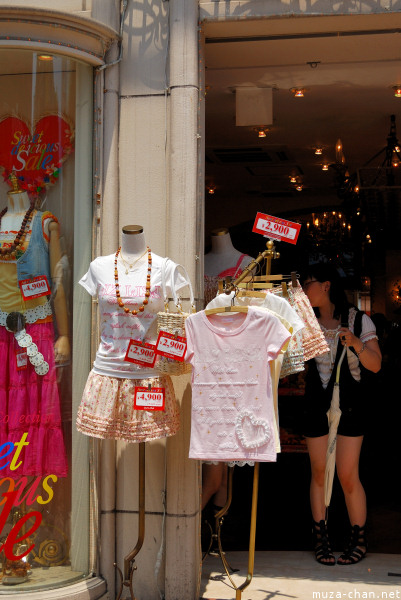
[155,261,195,376]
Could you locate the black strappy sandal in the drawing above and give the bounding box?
[337,524,367,565]
[312,519,336,566]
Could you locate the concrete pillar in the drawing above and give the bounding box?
[164,1,201,599]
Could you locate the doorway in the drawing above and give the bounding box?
[202,13,401,555]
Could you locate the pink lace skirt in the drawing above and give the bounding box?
[269,284,329,362]
[76,372,180,443]
[0,322,68,477]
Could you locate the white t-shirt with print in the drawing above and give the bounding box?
[79,252,187,379]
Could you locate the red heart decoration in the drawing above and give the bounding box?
[0,115,74,196]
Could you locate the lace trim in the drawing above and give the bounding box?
[0,302,52,327]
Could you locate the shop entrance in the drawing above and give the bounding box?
[201,14,401,555]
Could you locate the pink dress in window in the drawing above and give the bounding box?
[185,306,291,462]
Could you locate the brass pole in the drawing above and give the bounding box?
[115,442,146,600]
[124,442,146,579]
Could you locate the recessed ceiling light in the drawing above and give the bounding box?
[38,54,53,61]
[315,147,323,155]
[290,88,305,98]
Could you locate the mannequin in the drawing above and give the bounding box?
[119,224,147,261]
[76,225,188,442]
[0,175,68,477]
[204,228,253,277]
[204,228,254,306]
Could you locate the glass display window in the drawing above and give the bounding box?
[0,49,93,593]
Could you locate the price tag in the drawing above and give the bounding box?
[16,349,28,370]
[252,212,301,245]
[134,387,165,411]
[19,275,51,300]
[124,340,157,367]
[156,331,187,362]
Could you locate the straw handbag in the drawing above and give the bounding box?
[155,261,195,376]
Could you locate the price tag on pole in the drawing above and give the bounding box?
[252,212,301,245]
[134,387,165,411]
[124,339,157,367]
[155,331,187,362]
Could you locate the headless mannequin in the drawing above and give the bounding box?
[120,224,147,260]
[1,184,70,361]
[204,228,253,276]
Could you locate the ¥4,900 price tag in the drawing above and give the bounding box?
[134,387,165,411]
[124,340,157,367]
[252,212,301,245]
[156,331,187,362]
[19,275,51,300]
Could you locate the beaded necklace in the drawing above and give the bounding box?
[0,204,35,260]
[114,246,152,315]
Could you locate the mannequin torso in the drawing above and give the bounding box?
[204,228,253,277]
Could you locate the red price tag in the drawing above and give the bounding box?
[252,212,301,245]
[16,349,27,370]
[124,340,157,367]
[19,275,51,300]
[134,387,165,411]
[156,331,187,362]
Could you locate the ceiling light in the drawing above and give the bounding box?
[322,163,329,171]
[291,88,305,98]
[254,127,269,138]
[296,185,303,191]
[38,54,53,61]
[290,176,297,183]
[315,147,323,155]
[207,184,216,195]
[393,86,401,97]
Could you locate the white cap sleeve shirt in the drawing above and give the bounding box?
[185,306,291,462]
[79,252,187,379]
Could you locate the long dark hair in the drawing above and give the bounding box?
[303,263,349,319]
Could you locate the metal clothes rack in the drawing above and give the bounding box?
[207,239,291,599]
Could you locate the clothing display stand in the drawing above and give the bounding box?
[207,239,283,600]
[114,442,145,600]
[202,466,239,574]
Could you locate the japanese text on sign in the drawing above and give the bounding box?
[124,340,157,368]
[252,212,301,245]
[134,387,165,411]
[156,331,187,362]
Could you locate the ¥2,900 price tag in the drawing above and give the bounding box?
[134,387,165,411]
[252,212,301,245]
[124,340,157,367]
[156,331,187,362]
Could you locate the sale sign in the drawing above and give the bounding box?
[155,331,187,362]
[0,114,74,196]
[124,340,157,368]
[134,387,165,411]
[19,276,51,301]
[252,212,301,245]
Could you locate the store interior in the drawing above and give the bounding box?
[202,15,401,555]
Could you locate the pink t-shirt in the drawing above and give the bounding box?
[185,306,291,462]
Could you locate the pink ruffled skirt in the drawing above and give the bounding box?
[76,372,180,443]
[0,322,68,477]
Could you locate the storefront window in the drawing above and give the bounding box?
[0,49,93,592]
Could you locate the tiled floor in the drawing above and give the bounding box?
[200,551,401,600]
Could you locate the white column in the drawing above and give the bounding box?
[165,1,202,599]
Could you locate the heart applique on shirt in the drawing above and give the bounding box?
[235,410,271,449]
